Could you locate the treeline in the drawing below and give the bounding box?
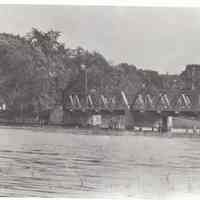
[0,28,186,118]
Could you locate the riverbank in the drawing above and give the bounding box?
[0,124,200,139]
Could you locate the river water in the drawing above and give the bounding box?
[0,127,200,199]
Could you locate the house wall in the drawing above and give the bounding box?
[100,113,126,129]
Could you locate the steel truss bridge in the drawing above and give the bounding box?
[63,89,200,131]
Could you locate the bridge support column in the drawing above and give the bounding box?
[161,115,173,133]
[125,109,135,129]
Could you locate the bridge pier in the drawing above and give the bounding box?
[161,115,173,133]
[125,109,135,129]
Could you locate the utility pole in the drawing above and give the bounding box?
[81,64,87,107]
[191,66,195,90]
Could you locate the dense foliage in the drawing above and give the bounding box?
[0,28,188,118]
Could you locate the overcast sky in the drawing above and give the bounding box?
[0,5,200,74]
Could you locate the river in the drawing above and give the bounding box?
[0,126,199,199]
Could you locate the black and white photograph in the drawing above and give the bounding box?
[1,2,200,199]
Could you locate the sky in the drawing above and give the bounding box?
[0,5,200,74]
